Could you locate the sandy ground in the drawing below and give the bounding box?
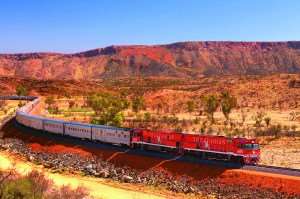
[0,100,20,119]
[260,137,300,169]
[43,97,300,132]
[0,151,169,199]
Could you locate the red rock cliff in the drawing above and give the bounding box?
[0,41,300,80]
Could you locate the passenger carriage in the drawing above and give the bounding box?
[91,125,131,146]
[43,119,64,134]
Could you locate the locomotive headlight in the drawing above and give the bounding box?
[252,151,255,154]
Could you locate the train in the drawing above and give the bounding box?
[15,97,260,165]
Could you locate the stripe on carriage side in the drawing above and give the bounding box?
[132,141,177,149]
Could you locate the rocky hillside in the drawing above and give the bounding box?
[1,41,300,80]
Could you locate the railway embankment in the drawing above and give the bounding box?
[2,96,300,198]
[1,120,300,198]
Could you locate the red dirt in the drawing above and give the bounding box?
[219,169,300,195]
[28,143,92,157]
[118,46,174,65]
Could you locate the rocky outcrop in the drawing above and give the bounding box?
[0,41,300,80]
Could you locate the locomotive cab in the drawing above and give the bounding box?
[236,139,260,165]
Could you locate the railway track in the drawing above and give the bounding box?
[243,164,300,177]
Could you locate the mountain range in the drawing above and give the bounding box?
[1,41,300,80]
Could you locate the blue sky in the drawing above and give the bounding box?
[1,0,300,53]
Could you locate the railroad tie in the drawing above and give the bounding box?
[106,149,130,162]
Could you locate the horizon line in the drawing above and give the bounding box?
[1,40,300,55]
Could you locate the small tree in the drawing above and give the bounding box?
[45,96,55,108]
[264,117,271,127]
[186,100,195,116]
[132,96,145,113]
[111,112,124,127]
[144,112,151,121]
[253,110,265,127]
[201,94,219,123]
[240,108,247,126]
[291,125,297,133]
[288,79,297,88]
[220,91,237,122]
[88,93,128,126]
[68,100,76,109]
[16,85,28,96]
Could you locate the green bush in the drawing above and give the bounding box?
[16,85,28,96]
[2,178,37,199]
[0,170,90,199]
[88,93,128,126]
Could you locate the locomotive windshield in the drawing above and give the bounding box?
[241,143,259,150]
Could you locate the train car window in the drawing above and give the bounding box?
[242,144,259,149]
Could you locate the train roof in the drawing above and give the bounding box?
[64,120,131,131]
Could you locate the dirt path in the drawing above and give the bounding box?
[0,151,168,199]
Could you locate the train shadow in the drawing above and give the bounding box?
[1,118,238,180]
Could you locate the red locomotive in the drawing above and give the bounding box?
[132,129,260,164]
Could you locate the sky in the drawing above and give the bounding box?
[1,0,300,53]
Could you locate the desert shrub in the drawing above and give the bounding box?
[143,112,151,121]
[264,117,271,127]
[131,96,145,113]
[174,126,183,133]
[47,186,89,199]
[18,101,25,108]
[88,93,129,126]
[45,96,55,108]
[193,117,200,125]
[186,100,195,115]
[1,178,36,199]
[206,127,213,135]
[26,171,52,198]
[232,128,245,137]
[291,125,297,132]
[182,119,190,128]
[220,91,237,121]
[68,100,76,109]
[201,94,219,124]
[200,127,205,134]
[255,124,282,137]
[111,112,125,127]
[48,106,60,114]
[16,85,28,96]
[252,111,265,127]
[283,125,290,132]
[0,170,90,199]
[288,79,297,88]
